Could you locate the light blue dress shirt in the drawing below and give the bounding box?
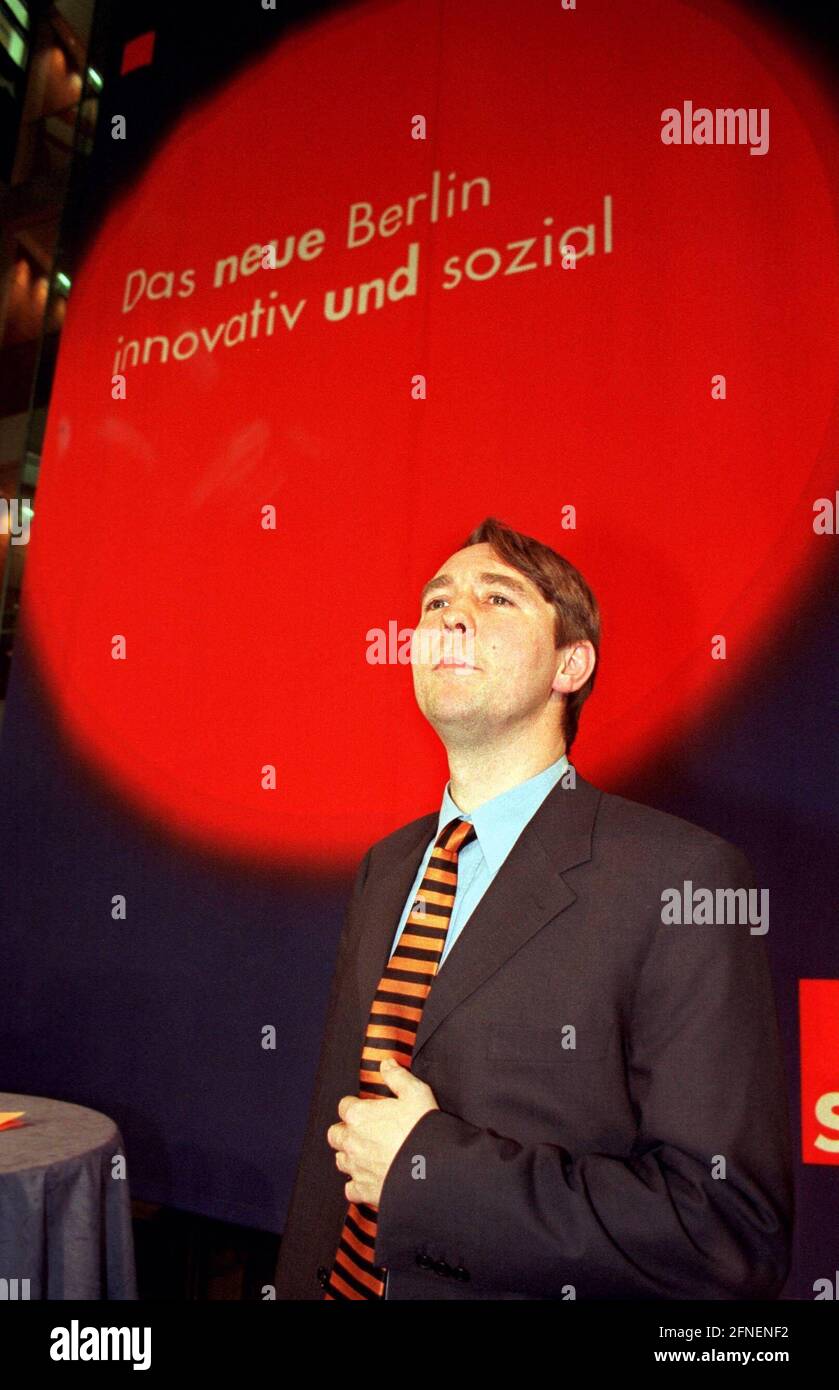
[387,752,571,968]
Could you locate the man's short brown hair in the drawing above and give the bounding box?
[461,516,600,754]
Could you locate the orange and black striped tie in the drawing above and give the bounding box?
[323,816,477,1300]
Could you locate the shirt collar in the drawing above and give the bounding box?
[436,752,570,876]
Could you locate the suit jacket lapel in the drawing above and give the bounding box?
[354,771,602,1061]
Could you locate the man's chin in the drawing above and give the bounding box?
[421,695,489,733]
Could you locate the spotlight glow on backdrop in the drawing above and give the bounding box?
[23,0,839,867]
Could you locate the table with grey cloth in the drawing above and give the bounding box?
[0,1092,138,1299]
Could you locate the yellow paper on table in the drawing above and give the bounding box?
[0,1112,26,1130]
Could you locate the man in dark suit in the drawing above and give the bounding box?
[274,516,793,1300]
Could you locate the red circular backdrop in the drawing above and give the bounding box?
[23,0,839,868]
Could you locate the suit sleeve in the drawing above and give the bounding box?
[374,838,794,1299]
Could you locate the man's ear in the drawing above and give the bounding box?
[551,640,596,696]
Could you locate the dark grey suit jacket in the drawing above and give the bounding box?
[273,771,793,1299]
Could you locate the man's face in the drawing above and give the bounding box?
[411,542,563,741]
